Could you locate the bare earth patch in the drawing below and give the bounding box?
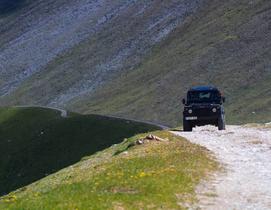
[173,125,271,210]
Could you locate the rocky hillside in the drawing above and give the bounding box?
[1,0,271,126]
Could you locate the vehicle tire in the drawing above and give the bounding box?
[218,116,226,130]
[183,119,192,132]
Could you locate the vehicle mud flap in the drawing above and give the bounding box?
[218,115,226,130]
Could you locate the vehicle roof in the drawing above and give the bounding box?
[189,86,219,91]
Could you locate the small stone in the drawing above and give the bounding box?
[146,134,155,140]
[136,139,144,145]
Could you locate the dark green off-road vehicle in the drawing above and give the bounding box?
[182,86,226,131]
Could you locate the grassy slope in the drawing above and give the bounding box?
[0,107,159,196]
[0,131,218,209]
[70,0,271,126]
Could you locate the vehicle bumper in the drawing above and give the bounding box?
[184,115,219,121]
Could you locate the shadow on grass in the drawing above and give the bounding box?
[0,107,160,196]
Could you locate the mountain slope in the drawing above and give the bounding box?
[0,107,159,196]
[0,0,202,105]
[70,0,271,125]
[0,0,271,126]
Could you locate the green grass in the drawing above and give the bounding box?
[0,131,218,209]
[0,107,160,196]
[226,75,271,124]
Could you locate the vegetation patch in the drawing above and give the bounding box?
[0,107,159,196]
[0,131,218,209]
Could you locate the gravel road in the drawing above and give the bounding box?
[173,125,271,210]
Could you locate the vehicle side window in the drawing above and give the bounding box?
[213,92,221,101]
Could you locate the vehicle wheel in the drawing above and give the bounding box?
[183,119,192,132]
[218,116,226,130]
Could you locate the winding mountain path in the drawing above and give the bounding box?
[13,106,168,129]
[173,125,271,210]
[15,105,68,117]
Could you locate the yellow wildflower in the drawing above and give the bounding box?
[34,193,40,197]
[4,195,17,203]
[139,172,146,178]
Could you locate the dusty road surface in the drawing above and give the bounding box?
[173,125,271,210]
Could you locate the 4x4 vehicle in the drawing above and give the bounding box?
[182,86,226,131]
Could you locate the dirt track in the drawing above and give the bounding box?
[15,105,68,117]
[173,125,271,210]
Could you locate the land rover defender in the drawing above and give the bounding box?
[182,86,226,131]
